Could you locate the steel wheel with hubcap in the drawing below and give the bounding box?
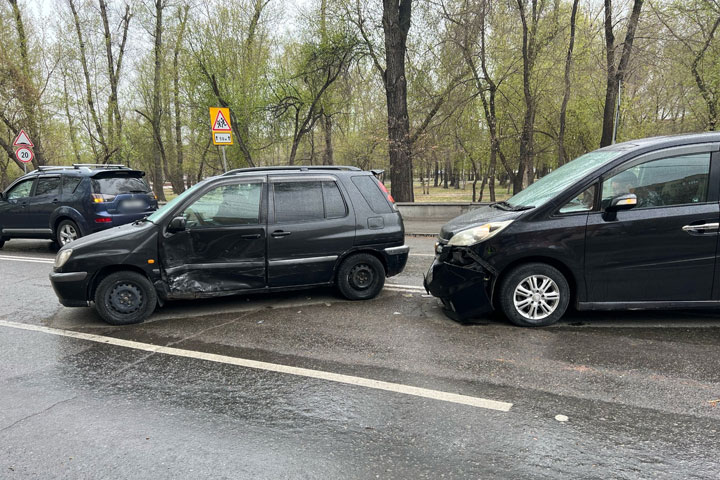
[337,253,386,300]
[94,271,157,325]
[499,263,570,327]
[56,219,81,247]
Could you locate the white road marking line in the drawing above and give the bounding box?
[386,283,426,290]
[409,253,435,257]
[0,255,54,264]
[0,319,512,412]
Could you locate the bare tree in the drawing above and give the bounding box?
[558,0,580,165]
[600,0,644,147]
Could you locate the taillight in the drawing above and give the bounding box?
[374,177,396,208]
[95,217,112,223]
[92,193,116,203]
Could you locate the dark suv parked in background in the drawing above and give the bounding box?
[50,166,409,325]
[0,164,157,248]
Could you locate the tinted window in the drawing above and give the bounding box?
[323,181,347,218]
[6,179,33,200]
[274,181,324,222]
[35,177,61,196]
[602,153,710,208]
[182,182,262,227]
[351,176,391,213]
[92,175,151,195]
[62,176,83,195]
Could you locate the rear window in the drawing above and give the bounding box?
[351,175,392,213]
[92,175,151,195]
[62,176,83,195]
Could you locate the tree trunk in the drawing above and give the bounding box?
[600,0,644,147]
[382,0,414,202]
[323,114,334,165]
[171,5,189,194]
[558,0,579,165]
[150,0,166,201]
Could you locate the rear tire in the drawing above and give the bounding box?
[336,253,386,300]
[94,271,157,325]
[499,263,570,327]
[56,219,81,247]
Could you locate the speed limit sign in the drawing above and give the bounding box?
[15,147,34,163]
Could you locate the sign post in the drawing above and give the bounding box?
[13,129,35,173]
[209,107,233,172]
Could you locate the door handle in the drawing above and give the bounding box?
[52,199,59,204]
[682,222,719,233]
[271,230,291,238]
[241,233,261,240]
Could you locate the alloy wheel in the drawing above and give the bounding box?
[513,274,560,320]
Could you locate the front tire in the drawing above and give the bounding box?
[94,271,157,325]
[336,253,386,300]
[56,219,81,247]
[499,263,570,327]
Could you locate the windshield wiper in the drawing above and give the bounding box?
[490,201,534,211]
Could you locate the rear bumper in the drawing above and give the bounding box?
[50,271,90,307]
[384,245,409,277]
[424,257,493,320]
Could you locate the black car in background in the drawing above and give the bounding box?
[50,166,409,325]
[425,132,720,326]
[0,164,158,248]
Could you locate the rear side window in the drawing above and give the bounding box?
[351,176,392,213]
[34,177,61,196]
[92,175,151,195]
[323,181,347,218]
[62,176,83,195]
[274,181,324,222]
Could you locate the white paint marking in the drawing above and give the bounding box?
[409,253,435,257]
[0,319,512,412]
[0,254,54,264]
[386,283,426,290]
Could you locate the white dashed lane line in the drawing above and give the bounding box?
[0,255,55,264]
[0,319,512,412]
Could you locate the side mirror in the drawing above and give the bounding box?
[605,193,637,213]
[167,216,186,233]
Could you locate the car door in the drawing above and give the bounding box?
[584,145,720,303]
[26,175,61,229]
[267,176,355,287]
[0,178,36,232]
[159,177,267,296]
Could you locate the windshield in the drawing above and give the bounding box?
[146,180,207,223]
[507,150,624,208]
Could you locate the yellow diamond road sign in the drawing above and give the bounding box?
[210,107,233,145]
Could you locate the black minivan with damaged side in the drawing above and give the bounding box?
[425,132,720,326]
[50,166,409,325]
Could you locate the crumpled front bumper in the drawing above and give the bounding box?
[424,255,494,321]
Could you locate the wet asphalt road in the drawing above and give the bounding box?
[1,238,720,478]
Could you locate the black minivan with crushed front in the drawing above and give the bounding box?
[425,132,720,326]
[0,164,157,248]
[50,166,409,325]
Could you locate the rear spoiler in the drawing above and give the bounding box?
[370,169,384,178]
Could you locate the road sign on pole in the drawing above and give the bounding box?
[13,129,34,147]
[209,108,233,171]
[15,147,34,164]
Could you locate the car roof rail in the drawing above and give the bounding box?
[33,166,77,173]
[72,163,129,170]
[222,165,362,176]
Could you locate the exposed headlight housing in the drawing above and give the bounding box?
[54,249,73,268]
[447,221,513,247]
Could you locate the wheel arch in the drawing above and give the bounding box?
[334,248,388,281]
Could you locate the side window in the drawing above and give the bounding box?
[274,181,324,223]
[323,181,347,218]
[6,179,34,201]
[559,184,596,214]
[351,176,392,213]
[602,153,710,209]
[181,182,262,228]
[62,176,83,196]
[34,177,61,197]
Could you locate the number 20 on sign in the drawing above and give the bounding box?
[15,147,34,163]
